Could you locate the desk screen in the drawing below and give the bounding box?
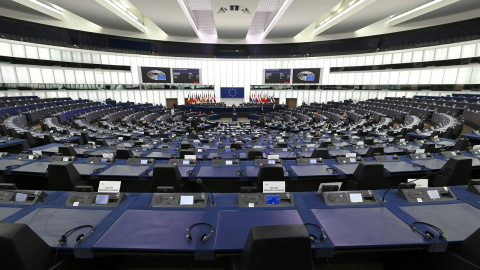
[266,195,280,205]
[427,190,440,199]
[226,160,233,165]
[140,159,148,165]
[95,195,109,205]
[14,193,27,202]
[349,193,363,203]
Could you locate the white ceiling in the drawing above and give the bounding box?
[0,0,478,44]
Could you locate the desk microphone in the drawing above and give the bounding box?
[196,178,215,206]
[97,147,115,162]
[381,166,452,202]
[282,138,302,164]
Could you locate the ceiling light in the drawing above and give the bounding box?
[263,0,293,37]
[390,0,443,21]
[28,0,62,14]
[314,0,365,33]
[104,0,145,30]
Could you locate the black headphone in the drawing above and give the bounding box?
[304,223,326,243]
[58,225,95,245]
[326,167,338,174]
[410,221,446,240]
[186,222,214,242]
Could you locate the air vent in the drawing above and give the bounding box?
[230,5,239,11]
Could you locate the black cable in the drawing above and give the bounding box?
[410,221,446,240]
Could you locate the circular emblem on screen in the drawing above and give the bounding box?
[228,88,237,97]
[297,71,315,82]
[147,70,167,81]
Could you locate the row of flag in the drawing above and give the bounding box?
[250,93,275,103]
[187,93,216,104]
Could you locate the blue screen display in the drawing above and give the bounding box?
[266,195,280,205]
[95,195,109,205]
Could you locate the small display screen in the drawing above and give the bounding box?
[310,159,317,164]
[226,149,231,152]
[268,160,275,165]
[14,193,27,202]
[170,148,175,151]
[183,160,190,165]
[427,190,440,199]
[349,193,363,203]
[350,158,356,162]
[266,195,280,205]
[62,157,70,162]
[387,156,393,161]
[28,155,35,160]
[100,158,108,163]
[95,195,109,205]
[420,154,426,158]
[226,160,233,165]
[283,148,287,152]
[140,159,148,165]
[180,195,194,205]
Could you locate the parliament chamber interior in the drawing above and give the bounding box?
[1,0,480,269]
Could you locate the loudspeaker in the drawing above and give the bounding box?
[0,223,52,270]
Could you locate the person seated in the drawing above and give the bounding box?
[188,130,199,139]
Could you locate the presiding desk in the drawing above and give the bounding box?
[2,184,480,261]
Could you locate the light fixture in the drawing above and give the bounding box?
[103,0,145,30]
[217,7,227,14]
[242,7,251,14]
[390,0,443,22]
[314,0,365,33]
[28,0,62,14]
[263,0,293,37]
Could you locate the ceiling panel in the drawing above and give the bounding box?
[402,0,480,24]
[267,0,339,38]
[0,0,52,18]
[50,0,140,31]
[131,0,196,37]
[212,0,260,39]
[321,0,421,35]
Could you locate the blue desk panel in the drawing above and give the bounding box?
[383,161,420,173]
[14,208,111,248]
[332,163,359,175]
[311,208,427,248]
[99,165,151,178]
[0,207,22,220]
[399,203,480,242]
[215,209,303,251]
[94,210,204,251]
[410,159,446,170]
[197,166,241,178]
[290,165,332,177]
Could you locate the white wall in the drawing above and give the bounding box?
[0,39,479,106]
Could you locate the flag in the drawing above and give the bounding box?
[187,94,191,104]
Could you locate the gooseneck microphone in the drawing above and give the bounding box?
[196,178,215,206]
[381,166,452,202]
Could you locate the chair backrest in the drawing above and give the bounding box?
[58,146,77,156]
[247,150,263,160]
[47,161,83,191]
[431,156,472,186]
[43,134,56,144]
[452,138,469,151]
[256,164,285,192]
[181,142,194,149]
[0,223,52,270]
[310,148,329,159]
[420,142,437,153]
[80,132,90,145]
[179,149,195,159]
[239,224,313,270]
[151,164,184,192]
[116,149,134,159]
[343,162,384,190]
[95,139,108,146]
[230,142,243,150]
[365,146,384,157]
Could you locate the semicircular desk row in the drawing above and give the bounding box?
[1,184,480,261]
[2,142,480,192]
